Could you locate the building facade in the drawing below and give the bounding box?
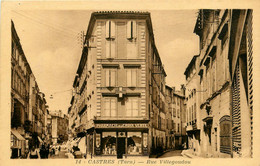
[165,85,186,150]
[50,110,69,144]
[183,9,253,158]
[11,21,48,158]
[68,11,168,158]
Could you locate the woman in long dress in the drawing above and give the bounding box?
[27,146,40,159]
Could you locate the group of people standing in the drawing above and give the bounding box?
[27,143,50,159]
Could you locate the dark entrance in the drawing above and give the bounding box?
[117,137,125,158]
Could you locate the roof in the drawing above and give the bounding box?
[184,55,199,76]
[78,11,166,76]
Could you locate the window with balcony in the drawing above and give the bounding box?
[126,69,137,87]
[103,98,117,117]
[125,97,139,117]
[105,69,116,87]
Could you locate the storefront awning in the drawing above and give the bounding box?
[38,136,43,143]
[11,129,25,141]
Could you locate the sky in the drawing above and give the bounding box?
[11,10,199,115]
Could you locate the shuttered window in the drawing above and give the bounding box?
[105,21,116,58]
[105,69,116,87]
[103,98,117,117]
[126,97,139,117]
[126,69,137,87]
[127,21,137,39]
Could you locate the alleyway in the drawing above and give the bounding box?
[49,149,68,159]
[158,150,185,158]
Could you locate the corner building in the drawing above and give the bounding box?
[70,11,167,158]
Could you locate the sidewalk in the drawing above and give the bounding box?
[181,149,201,158]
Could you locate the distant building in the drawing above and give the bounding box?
[50,110,69,144]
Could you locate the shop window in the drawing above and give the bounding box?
[127,132,142,155]
[101,132,116,155]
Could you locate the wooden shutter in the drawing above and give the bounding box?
[110,21,115,39]
[246,10,253,157]
[127,21,132,39]
[111,98,116,117]
[111,40,115,58]
[104,99,110,117]
[126,98,131,117]
[105,70,110,87]
[132,21,137,38]
[110,70,116,87]
[105,21,110,38]
[132,69,137,87]
[106,40,110,58]
[126,70,131,87]
[132,98,139,116]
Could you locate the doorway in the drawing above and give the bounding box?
[117,137,125,158]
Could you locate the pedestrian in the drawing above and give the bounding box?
[39,144,46,159]
[27,146,40,159]
[45,143,50,158]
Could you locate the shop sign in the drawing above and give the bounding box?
[95,123,148,128]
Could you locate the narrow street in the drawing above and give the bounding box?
[158,150,185,158]
[49,149,68,159]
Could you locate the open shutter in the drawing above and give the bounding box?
[110,21,115,39]
[105,21,110,38]
[132,98,139,116]
[127,21,132,39]
[110,70,116,87]
[106,41,110,58]
[132,21,137,38]
[105,70,110,87]
[111,98,116,117]
[126,70,131,87]
[126,98,131,117]
[132,69,137,87]
[111,40,115,58]
[104,99,110,117]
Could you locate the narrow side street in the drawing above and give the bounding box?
[49,149,68,159]
[159,150,185,158]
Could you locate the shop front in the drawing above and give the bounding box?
[92,122,149,158]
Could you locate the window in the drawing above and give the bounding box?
[103,98,117,117]
[215,128,218,151]
[101,132,116,155]
[194,103,196,120]
[173,108,176,117]
[127,132,142,154]
[126,97,139,117]
[212,54,216,93]
[177,108,180,118]
[105,21,116,58]
[127,21,137,39]
[105,21,115,39]
[126,69,137,87]
[178,124,180,133]
[105,69,116,87]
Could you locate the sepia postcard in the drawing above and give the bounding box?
[1,0,260,166]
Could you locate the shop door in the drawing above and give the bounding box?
[117,137,125,158]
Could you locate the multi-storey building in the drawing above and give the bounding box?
[165,85,186,150]
[228,9,253,158]
[11,21,48,158]
[185,9,253,158]
[69,11,167,158]
[50,110,69,144]
[11,20,32,158]
[184,55,201,154]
